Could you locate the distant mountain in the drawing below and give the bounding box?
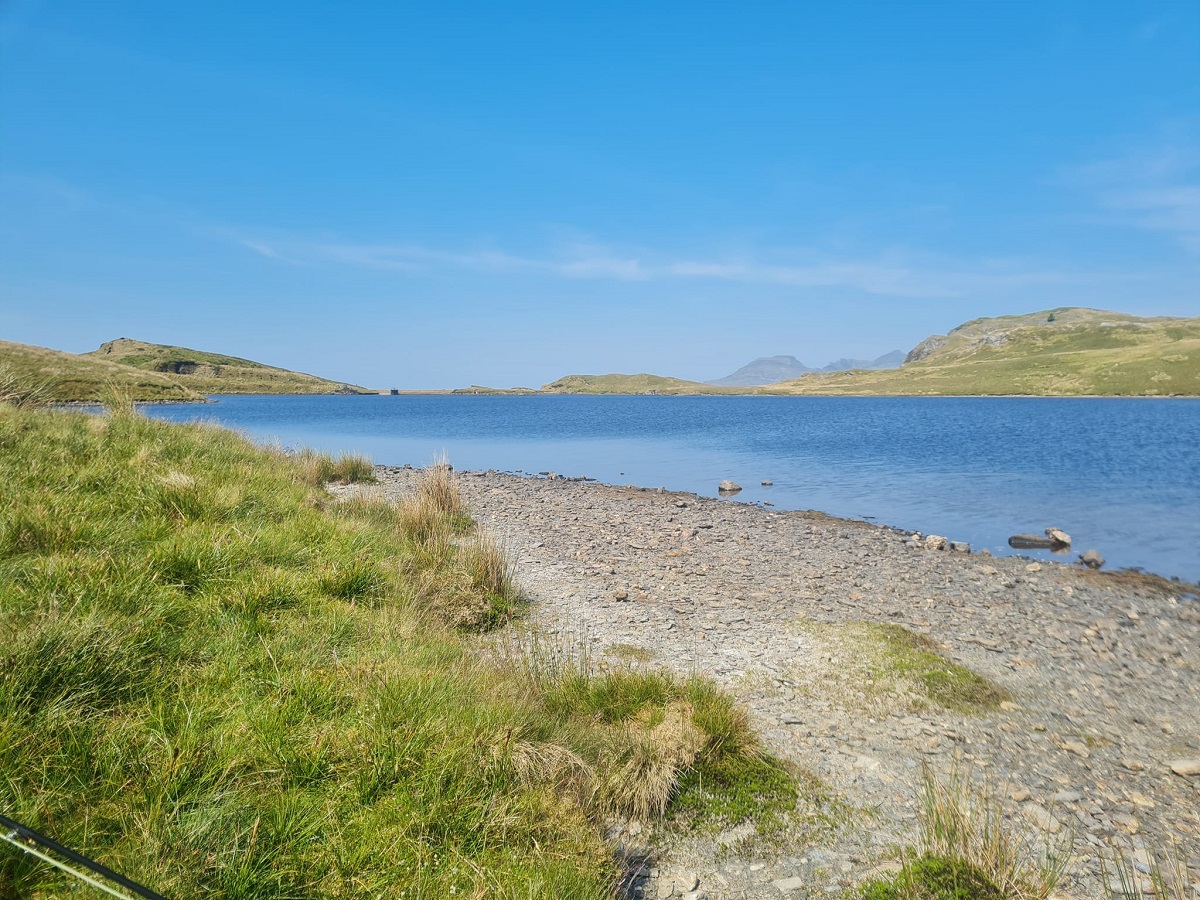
[709,350,904,386]
[821,350,906,372]
[86,338,374,395]
[707,355,815,386]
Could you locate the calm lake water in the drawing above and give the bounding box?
[146,395,1200,583]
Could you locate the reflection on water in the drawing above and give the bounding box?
[146,394,1200,582]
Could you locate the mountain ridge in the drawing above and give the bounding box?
[708,350,904,386]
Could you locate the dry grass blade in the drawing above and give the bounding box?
[607,701,706,820]
[0,363,54,408]
[463,529,518,602]
[415,452,462,516]
[395,491,453,550]
[1102,844,1192,900]
[915,763,1069,900]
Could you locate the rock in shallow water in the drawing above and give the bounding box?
[1009,533,1056,550]
[1045,527,1072,548]
[718,480,742,494]
[1079,549,1105,569]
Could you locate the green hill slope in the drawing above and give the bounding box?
[0,339,205,402]
[87,338,374,395]
[541,373,732,394]
[772,308,1200,396]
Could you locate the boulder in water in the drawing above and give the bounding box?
[1009,533,1055,550]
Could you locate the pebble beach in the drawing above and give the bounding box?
[355,465,1200,899]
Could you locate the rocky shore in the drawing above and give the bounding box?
[362,466,1200,899]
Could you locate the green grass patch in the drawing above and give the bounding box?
[605,643,656,663]
[792,620,1009,715]
[0,405,777,897]
[672,752,800,838]
[857,765,1068,900]
[860,853,1006,900]
[513,633,814,839]
[874,626,1011,713]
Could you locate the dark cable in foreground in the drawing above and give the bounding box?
[0,812,169,900]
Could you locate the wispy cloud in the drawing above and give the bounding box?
[223,228,1113,300]
[1065,130,1200,252]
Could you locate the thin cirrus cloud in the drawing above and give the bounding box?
[234,233,1099,300]
[1065,134,1200,253]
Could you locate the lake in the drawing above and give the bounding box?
[146,394,1200,583]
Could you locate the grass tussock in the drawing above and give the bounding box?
[0,363,54,409]
[0,407,782,898]
[413,452,466,519]
[1102,845,1193,900]
[503,629,814,839]
[293,447,376,486]
[378,460,516,629]
[860,765,1070,900]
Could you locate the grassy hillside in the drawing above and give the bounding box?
[87,337,375,395]
[772,308,1200,396]
[0,339,205,403]
[541,373,735,395]
[0,404,799,897]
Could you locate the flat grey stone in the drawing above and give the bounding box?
[1168,758,1200,777]
[773,876,806,892]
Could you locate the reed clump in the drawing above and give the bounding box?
[0,406,789,898]
[1102,845,1193,900]
[292,447,376,486]
[859,764,1070,900]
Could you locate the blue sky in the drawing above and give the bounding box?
[2,1,1198,389]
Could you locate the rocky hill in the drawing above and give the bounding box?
[773,308,1200,396]
[87,338,373,395]
[0,339,205,403]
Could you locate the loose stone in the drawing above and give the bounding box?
[1168,759,1200,777]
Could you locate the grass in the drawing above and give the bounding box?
[0,364,53,409]
[859,766,1070,900]
[0,404,784,897]
[499,629,818,840]
[0,339,204,403]
[293,447,376,486]
[791,621,1010,715]
[87,337,375,395]
[1102,845,1193,900]
[874,626,1011,713]
[772,308,1200,397]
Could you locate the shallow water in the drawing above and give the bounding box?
[146,394,1200,582]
